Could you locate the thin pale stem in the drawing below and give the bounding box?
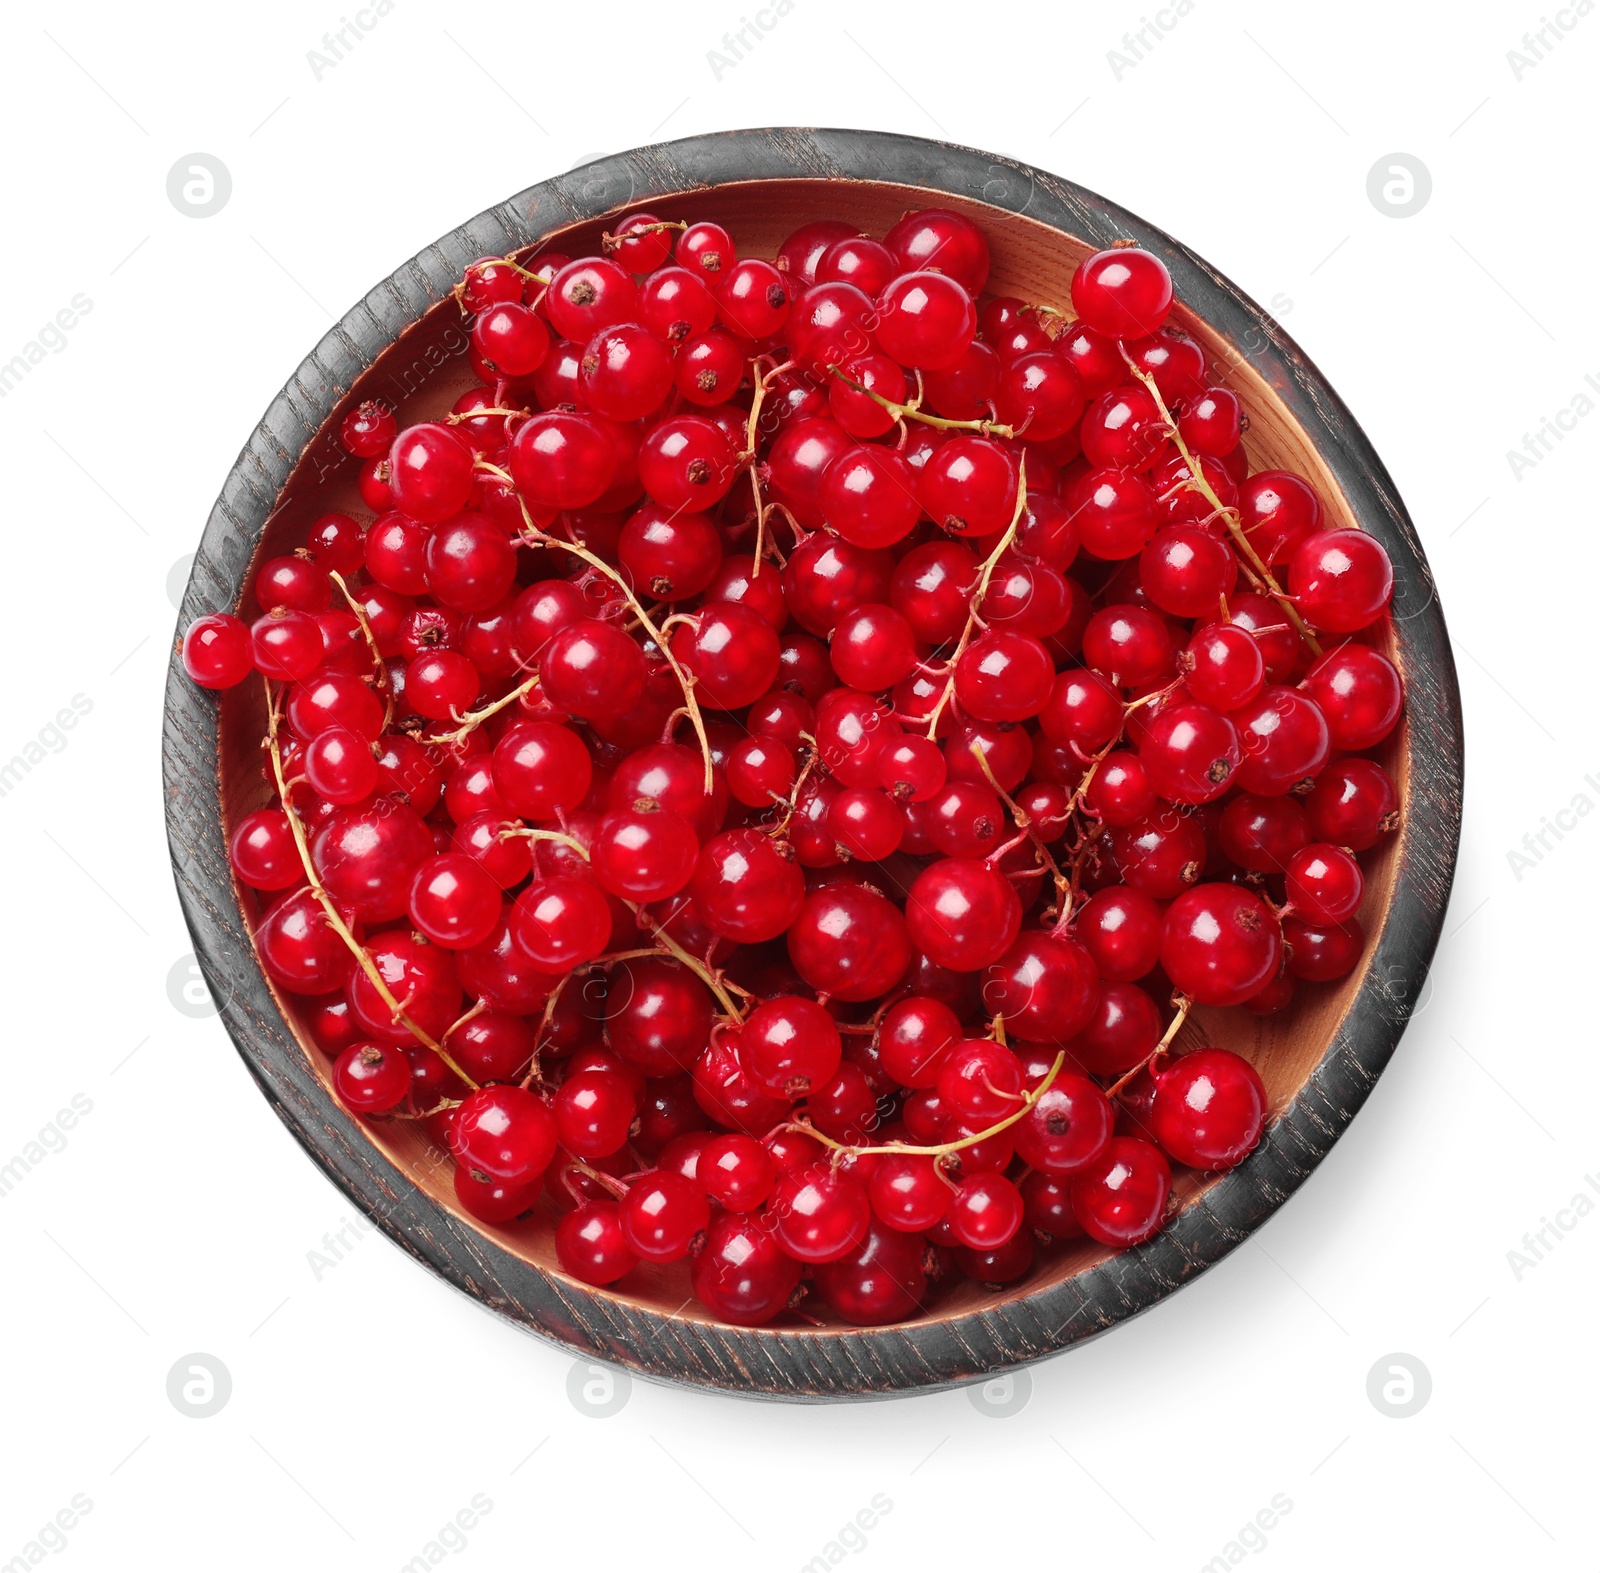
[1107,994,1193,1097]
[328,570,393,727]
[261,678,478,1089]
[1119,353,1321,657]
[828,366,1016,438]
[475,464,715,793]
[923,458,1030,738]
[624,903,746,1023]
[422,671,542,747]
[498,826,591,860]
[784,1052,1066,1159]
[741,357,793,579]
[968,739,1069,905]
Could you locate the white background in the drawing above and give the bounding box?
[0,0,1593,1568]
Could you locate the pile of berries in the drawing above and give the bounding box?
[181,204,1403,1328]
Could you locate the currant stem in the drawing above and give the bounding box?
[766,732,819,842]
[967,738,1069,902]
[444,406,531,425]
[423,671,543,747]
[498,825,592,860]
[1107,994,1193,1098]
[741,357,793,579]
[923,457,1030,739]
[782,1051,1066,1160]
[474,468,714,793]
[827,365,1016,438]
[601,220,687,252]
[328,570,393,727]
[1118,352,1322,657]
[621,903,747,1023]
[260,677,479,1089]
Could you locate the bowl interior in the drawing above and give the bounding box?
[218,177,1404,1331]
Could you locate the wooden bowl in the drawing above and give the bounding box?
[162,128,1463,1399]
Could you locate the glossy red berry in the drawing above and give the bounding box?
[1138,702,1242,805]
[332,1042,412,1113]
[1184,622,1265,710]
[1218,792,1311,872]
[692,828,806,944]
[539,619,647,719]
[905,857,1022,972]
[954,630,1054,722]
[884,208,990,293]
[619,1171,710,1262]
[555,1201,638,1285]
[510,874,612,968]
[493,720,593,820]
[638,415,738,512]
[1071,248,1173,338]
[982,930,1100,1042]
[1285,843,1364,924]
[341,400,397,458]
[1161,883,1283,1006]
[1070,1136,1172,1245]
[1305,759,1399,851]
[547,257,640,341]
[875,271,977,370]
[182,613,253,689]
[1075,885,1163,982]
[1284,915,1364,982]
[1152,1049,1267,1170]
[1239,470,1322,565]
[387,424,474,525]
[1080,384,1166,471]
[671,603,781,709]
[691,1211,800,1325]
[697,1132,776,1212]
[472,300,550,377]
[742,996,842,1098]
[1069,468,1157,561]
[787,881,912,1001]
[771,1165,871,1263]
[1231,686,1331,795]
[1178,386,1243,455]
[947,1172,1024,1249]
[591,807,698,902]
[918,436,1018,538]
[1302,644,1403,750]
[554,1069,637,1159]
[1289,530,1395,633]
[453,1085,558,1182]
[830,602,918,691]
[510,412,616,511]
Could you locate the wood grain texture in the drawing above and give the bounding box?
[161,128,1464,1400]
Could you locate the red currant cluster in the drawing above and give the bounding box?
[181,205,1402,1328]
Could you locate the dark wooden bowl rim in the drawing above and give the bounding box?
[162,127,1463,1400]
